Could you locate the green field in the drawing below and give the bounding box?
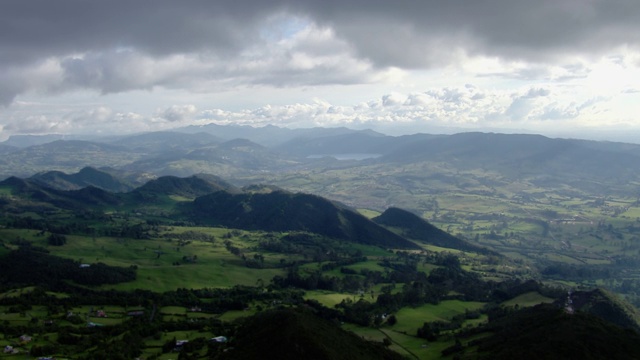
[502,291,554,307]
[305,290,355,308]
[391,300,486,335]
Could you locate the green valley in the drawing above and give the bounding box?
[2,129,640,359]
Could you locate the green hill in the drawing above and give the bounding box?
[473,303,640,360]
[218,308,404,360]
[29,166,133,192]
[0,176,122,210]
[373,207,496,254]
[1,174,420,250]
[190,190,420,249]
[133,175,237,198]
[564,288,640,331]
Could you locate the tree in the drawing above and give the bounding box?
[386,314,397,326]
[47,233,67,246]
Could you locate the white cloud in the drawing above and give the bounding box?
[1,1,640,142]
[155,105,198,123]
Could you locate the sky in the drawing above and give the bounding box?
[1,0,640,142]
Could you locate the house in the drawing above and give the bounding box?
[96,310,107,317]
[79,264,91,268]
[174,340,189,352]
[4,345,19,354]
[211,336,227,343]
[19,335,32,343]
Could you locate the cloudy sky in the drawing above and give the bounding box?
[2,0,640,142]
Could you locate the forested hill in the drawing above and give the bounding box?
[189,190,421,249]
[132,174,238,198]
[373,207,498,255]
[29,166,133,192]
[470,303,640,360]
[565,288,640,332]
[218,308,405,360]
[0,173,422,250]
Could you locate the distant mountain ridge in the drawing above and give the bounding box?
[4,127,640,189]
[30,167,133,192]
[379,132,640,182]
[107,131,221,154]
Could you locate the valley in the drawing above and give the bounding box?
[2,126,640,359]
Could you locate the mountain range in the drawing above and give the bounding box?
[1,171,490,253]
[4,126,640,190]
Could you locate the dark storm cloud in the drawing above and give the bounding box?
[1,0,639,105]
[290,0,640,66]
[0,0,273,66]
[3,0,638,66]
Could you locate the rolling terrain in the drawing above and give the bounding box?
[3,126,640,358]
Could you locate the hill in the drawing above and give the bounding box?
[373,207,496,254]
[0,140,141,178]
[177,123,381,147]
[133,175,237,199]
[0,144,17,154]
[218,308,404,360]
[189,190,420,249]
[120,138,298,177]
[274,131,391,157]
[29,166,133,192]
[1,134,67,147]
[565,288,640,331]
[0,176,122,210]
[471,303,640,360]
[378,132,640,183]
[108,131,221,154]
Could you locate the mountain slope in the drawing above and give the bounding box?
[0,140,141,178]
[274,131,391,157]
[120,138,299,177]
[177,123,382,147]
[473,304,640,360]
[29,166,133,192]
[190,190,420,249]
[373,207,496,254]
[565,288,640,331]
[0,176,122,210]
[218,308,404,360]
[379,132,640,182]
[108,131,221,154]
[133,175,237,199]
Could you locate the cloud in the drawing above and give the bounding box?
[505,88,551,120]
[291,0,640,65]
[156,105,198,123]
[0,20,394,105]
[0,81,627,141]
[194,86,517,129]
[1,0,639,105]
